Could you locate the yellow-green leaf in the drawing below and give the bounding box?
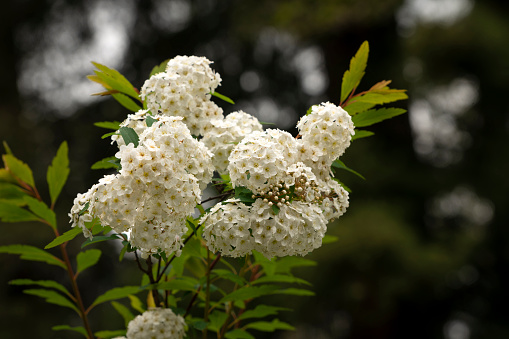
[2,154,35,187]
[0,201,39,223]
[352,108,407,127]
[47,142,70,206]
[76,249,101,275]
[340,41,369,103]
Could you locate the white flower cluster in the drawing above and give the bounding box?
[123,308,186,339]
[73,55,356,260]
[202,111,263,173]
[141,56,223,136]
[297,102,355,180]
[203,102,353,259]
[70,116,213,258]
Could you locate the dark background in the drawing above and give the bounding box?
[1,0,508,338]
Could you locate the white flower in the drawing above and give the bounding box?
[126,308,186,339]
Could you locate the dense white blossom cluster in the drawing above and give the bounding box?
[70,116,213,258]
[72,55,355,261]
[119,308,186,339]
[141,56,223,136]
[202,111,263,173]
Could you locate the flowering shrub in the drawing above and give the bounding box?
[0,41,407,338]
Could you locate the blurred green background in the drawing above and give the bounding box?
[1,0,508,338]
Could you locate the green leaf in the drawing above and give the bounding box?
[244,319,295,332]
[274,256,316,274]
[0,168,17,183]
[91,156,120,170]
[235,186,256,204]
[101,132,118,139]
[352,108,406,128]
[94,330,127,339]
[352,90,408,105]
[45,227,83,249]
[343,101,376,116]
[24,196,57,229]
[91,62,140,100]
[331,160,365,180]
[190,319,208,331]
[81,234,121,248]
[94,121,122,130]
[46,141,70,206]
[212,269,247,286]
[322,234,339,244]
[341,41,369,104]
[352,130,374,140]
[333,177,351,193]
[128,294,145,313]
[118,127,139,147]
[218,285,280,303]
[112,93,142,112]
[238,305,289,321]
[0,201,38,222]
[251,275,311,286]
[76,249,102,275]
[91,286,142,308]
[2,141,13,155]
[225,329,255,339]
[0,245,65,268]
[9,279,71,297]
[52,325,88,338]
[150,59,169,77]
[208,311,229,332]
[0,182,27,205]
[271,204,280,215]
[111,301,135,327]
[157,278,200,292]
[146,115,157,127]
[275,288,315,296]
[211,91,235,104]
[24,289,79,314]
[2,154,35,187]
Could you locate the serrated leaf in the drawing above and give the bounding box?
[81,234,121,248]
[94,121,122,130]
[225,329,255,339]
[111,301,135,327]
[251,275,311,286]
[46,141,70,206]
[0,245,65,268]
[244,319,295,332]
[9,279,71,297]
[91,286,142,308]
[353,90,408,105]
[118,127,139,147]
[352,130,374,140]
[0,182,26,205]
[2,154,35,187]
[341,41,369,104]
[331,160,365,180]
[94,330,127,338]
[24,289,79,314]
[218,285,280,303]
[238,305,289,321]
[352,108,407,127]
[211,91,235,104]
[112,93,142,112]
[150,59,169,77]
[0,201,38,222]
[45,227,83,249]
[24,196,57,229]
[128,295,145,313]
[91,62,140,100]
[91,156,120,170]
[343,101,376,116]
[369,80,392,91]
[52,325,88,338]
[76,249,101,275]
